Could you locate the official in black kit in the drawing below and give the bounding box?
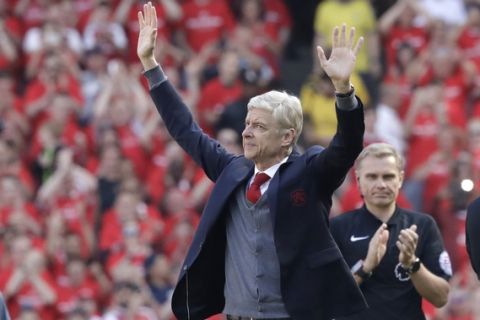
[331,143,451,320]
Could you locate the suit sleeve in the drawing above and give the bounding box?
[467,198,480,280]
[310,94,365,194]
[145,67,235,181]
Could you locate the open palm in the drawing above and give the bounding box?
[137,2,158,60]
[317,24,363,87]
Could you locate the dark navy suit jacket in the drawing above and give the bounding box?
[148,78,368,320]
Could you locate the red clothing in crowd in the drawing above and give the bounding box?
[178,0,236,53]
[457,24,480,71]
[99,205,164,252]
[56,275,101,317]
[0,266,58,320]
[115,124,149,179]
[382,26,429,73]
[197,78,243,136]
[23,75,84,132]
[405,112,440,178]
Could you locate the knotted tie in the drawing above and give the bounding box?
[246,172,271,204]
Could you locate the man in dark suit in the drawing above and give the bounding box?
[137,3,366,320]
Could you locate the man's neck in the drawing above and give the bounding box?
[365,203,396,223]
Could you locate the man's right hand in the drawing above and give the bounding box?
[137,2,159,71]
[363,223,389,273]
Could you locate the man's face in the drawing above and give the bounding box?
[242,108,286,169]
[356,155,403,209]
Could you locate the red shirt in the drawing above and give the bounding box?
[179,0,235,53]
[458,25,480,70]
[56,276,101,316]
[197,78,243,136]
[405,112,439,177]
[115,124,148,179]
[383,26,429,72]
[99,205,164,252]
[23,76,84,132]
[0,267,58,320]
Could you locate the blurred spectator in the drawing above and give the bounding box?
[56,256,110,319]
[0,2,20,73]
[433,152,476,273]
[456,2,480,71]
[144,253,175,319]
[0,175,41,238]
[79,47,109,124]
[403,85,446,183]
[374,83,407,157]
[0,237,57,320]
[378,0,431,80]
[421,46,475,130]
[0,71,29,149]
[22,2,83,78]
[102,281,157,320]
[228,0,284,82]
[175,0,235,59]
[95,141,133,215]
[0,138,35,198]
[14,0,51,31]
[99,189,163,258]
[81,0,128,59]
[23,50,83,131]
[36,148,97,256]
[197,49,243,136]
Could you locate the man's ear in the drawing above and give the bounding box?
[399,170,405,188]
[281,128,295,147]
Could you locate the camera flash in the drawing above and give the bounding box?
[461,179,474,192]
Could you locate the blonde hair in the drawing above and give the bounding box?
[247,90,303,147]
[355,142,404,171]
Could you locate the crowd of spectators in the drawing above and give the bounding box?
[0,0,479,319]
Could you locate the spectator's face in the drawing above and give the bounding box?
[356,155,403,210]
[0,176,20,205]
[241,0,262,22]
[218,52,240,85]
[67,260,86,285]
[242,108,286,169]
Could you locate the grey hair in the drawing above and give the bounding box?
[247,90,303,146]
[355,142,405,171]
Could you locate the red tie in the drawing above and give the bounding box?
[246,172,271,204]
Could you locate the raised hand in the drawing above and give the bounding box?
[137,2,158,70]
[363,223,389,273]
[316,24,363,93]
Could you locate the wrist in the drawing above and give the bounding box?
[401,255,417,269]
[140,57,159,72]
[352,260,373,281]
[333,81,353,94]
[401,257,421,275]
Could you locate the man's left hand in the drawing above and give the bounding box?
[397,224,418,267]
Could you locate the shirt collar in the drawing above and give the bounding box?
[361,204,401,226]
[254,156,289,179]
